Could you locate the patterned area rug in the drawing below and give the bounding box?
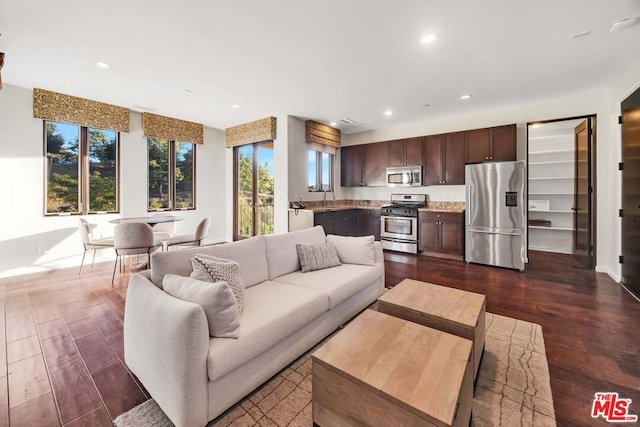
[115,313,556,427]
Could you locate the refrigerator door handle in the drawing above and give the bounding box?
[467,229,522,237]
[466,184,472,225]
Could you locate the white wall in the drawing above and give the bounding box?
[0,84,227,279]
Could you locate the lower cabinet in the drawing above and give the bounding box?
[314,209,381,239]
[419,211,463,260]
[357,209,381,241]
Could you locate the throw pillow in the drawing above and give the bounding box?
[296,243,341,273]
[326,234,376,266]
[163,274,241,339]
[191,254,245,313]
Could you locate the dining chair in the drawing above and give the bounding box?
[152,211,176,242]
[78,219,114,275]
[112,222,163,284]
[165,216,211,251]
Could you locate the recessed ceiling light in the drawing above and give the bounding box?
[330,122,337,126]
[460,94,472,100]
[571,30,591,39]
[96,62,111,69]
[384,110,393,116]
[421,34,437,44]
[232,104,241,109]
[610,17,639,32]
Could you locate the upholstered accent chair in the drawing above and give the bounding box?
[112,222,163,284]
[78,218,114,275]
[165,216,211,250]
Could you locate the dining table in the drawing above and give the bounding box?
[108,215,185,226]
[109,215,185,271]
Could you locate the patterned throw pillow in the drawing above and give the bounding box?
[296,243,341,273]
[191,254,245,313]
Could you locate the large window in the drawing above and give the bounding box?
[308,149,333,191]
[45,121,119,215]
[148,137,195,211]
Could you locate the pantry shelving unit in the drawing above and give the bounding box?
[528,130,577,254]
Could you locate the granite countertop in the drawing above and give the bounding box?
[300,199,465,213]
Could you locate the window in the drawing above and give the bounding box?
[147,137,195,211]
[307,149,333,191]
[45,121,119,215]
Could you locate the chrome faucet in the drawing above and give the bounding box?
[323,189,335,207]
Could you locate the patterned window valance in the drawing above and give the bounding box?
[142,112,204,144]
[33,88,129,132]
[306,120,341,148]
[225,117,277,148]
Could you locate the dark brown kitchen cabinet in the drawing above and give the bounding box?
[333,209,357,236]
[314,211,334,235]
[388,137,423,167]
[357,209,381,240]
[466,124,516,163]
[340,145,364,187]
[419,211,463,260]
[363,142,388,186]
[340,142,387,186]
[423,133,465,185]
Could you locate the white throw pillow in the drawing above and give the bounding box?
[163,274,241,339]
[296,243,341,273]
[326,234,376,266]
[191,254,245,313]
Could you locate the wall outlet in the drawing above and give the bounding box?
[38,244,47,255]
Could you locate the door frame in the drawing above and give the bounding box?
[526,115,597,267]
[232,140,274,241]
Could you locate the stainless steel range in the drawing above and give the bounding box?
[380,194,427,254]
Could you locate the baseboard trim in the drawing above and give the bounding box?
[595,265,620,282]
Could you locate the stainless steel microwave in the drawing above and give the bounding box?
[386,166,422,187]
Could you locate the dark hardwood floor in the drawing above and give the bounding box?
[0,250,638,426]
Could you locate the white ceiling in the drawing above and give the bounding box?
[1,0,640,134]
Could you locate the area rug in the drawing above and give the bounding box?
[114,313,556,427]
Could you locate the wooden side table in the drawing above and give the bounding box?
[378,278,486,381]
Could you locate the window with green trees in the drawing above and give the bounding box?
[45,121,118,214]
[148,137,195,211]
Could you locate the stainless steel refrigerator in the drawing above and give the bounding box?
[465,161,526,271]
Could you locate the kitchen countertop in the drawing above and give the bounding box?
[299,200,465,213]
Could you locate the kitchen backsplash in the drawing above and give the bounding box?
[300,199,465,212]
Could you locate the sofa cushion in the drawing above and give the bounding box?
[326,234,375,266]
[191,254,244,313]
[273,263,383,309]
[150,235,269,288]
[263,226,326,280]
[163,274,241,339]
[206,281,329,382]
[296,243,341,273]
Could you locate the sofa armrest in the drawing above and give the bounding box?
[374,241,384,264]
[124,273,210,427]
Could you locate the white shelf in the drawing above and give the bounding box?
[529,209,574,213]
[529,192,573,195]
[529,160,574,165]
[529,148,573,155]
[529,245,574,255]
[529,225,573,231]
[529,176,573,180]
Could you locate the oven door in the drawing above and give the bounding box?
[380,216,418,241]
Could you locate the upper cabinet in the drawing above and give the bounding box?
[388,137,423,167]
[423,133,465,185]
[340,142,388,187]
[466,124,517,163]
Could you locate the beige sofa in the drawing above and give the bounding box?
[123,226,385,427]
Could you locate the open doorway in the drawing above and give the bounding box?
[527,116,596,269]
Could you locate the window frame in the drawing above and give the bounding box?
[307,149,334,192]
[147,137,197,212]
[43,120,120,216]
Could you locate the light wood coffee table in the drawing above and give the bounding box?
[378,278,486,381]
[312,309,473,427]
